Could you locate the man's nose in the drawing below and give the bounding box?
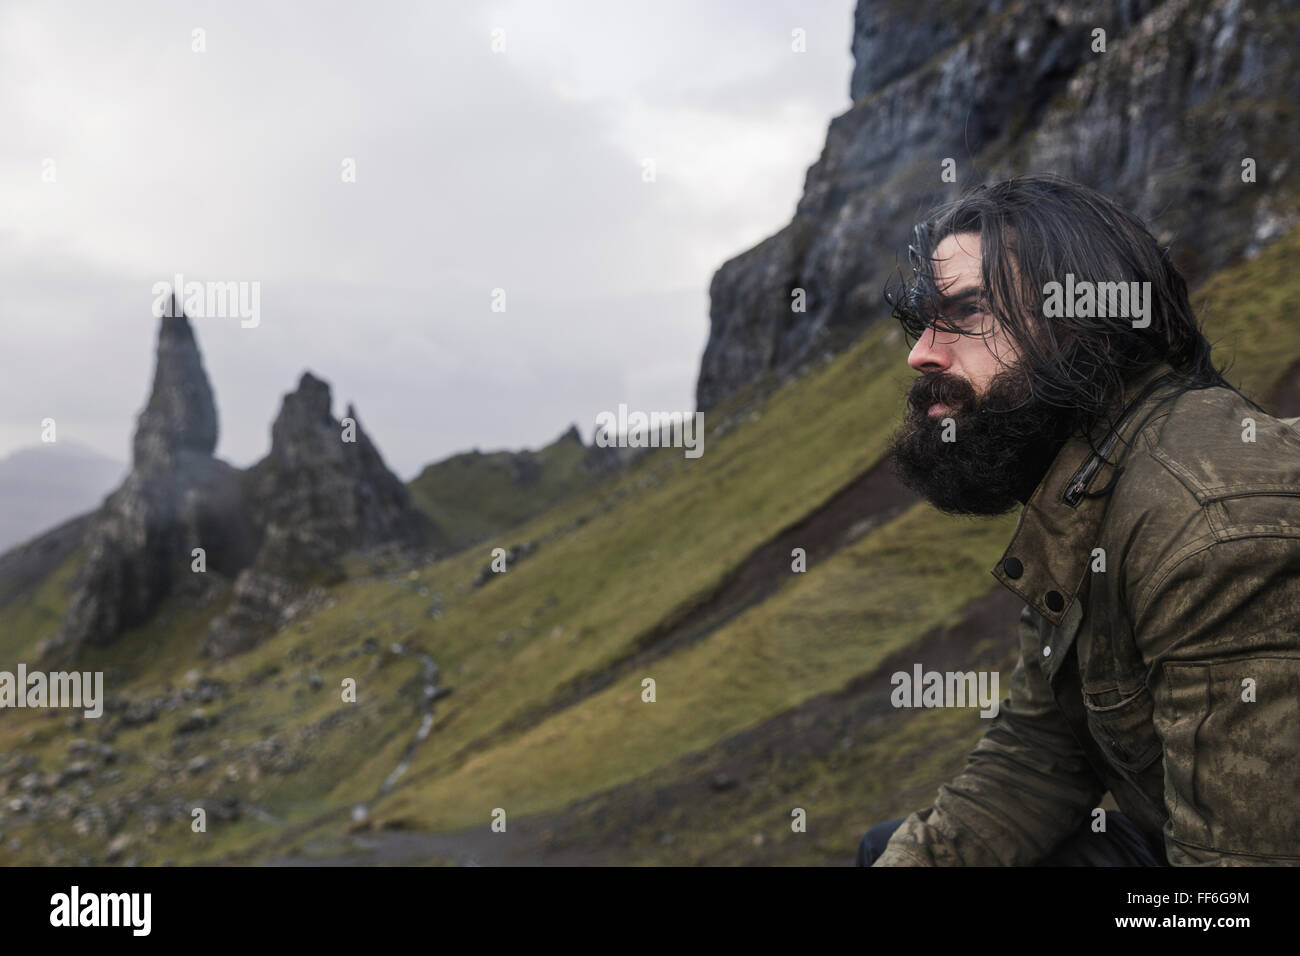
[908,328,950,374]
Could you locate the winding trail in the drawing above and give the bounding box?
[350,649,445,825]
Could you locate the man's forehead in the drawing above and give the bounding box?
[933,232,983,294]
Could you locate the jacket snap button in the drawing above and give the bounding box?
[1045,590,1064,612]
[1043,646,1052,657]
[1003,557,1023,579]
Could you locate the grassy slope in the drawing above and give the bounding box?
[407,428,599,553]
[371,501,1016,831]
[1193,227,1300,402]
[268,316,915,826]
[0,552,82,664]
[2,225,1299,865]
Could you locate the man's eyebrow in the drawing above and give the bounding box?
[935,287,990,311]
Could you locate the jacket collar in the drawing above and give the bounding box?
[991,360,1181,625]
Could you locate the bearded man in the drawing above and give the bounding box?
[858,175,1300,866]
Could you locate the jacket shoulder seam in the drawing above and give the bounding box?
[1114,446,1216,623]
[1143,437,1214,501]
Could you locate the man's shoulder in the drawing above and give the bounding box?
[1129,384,1300,505]
[1104,384,1300,590]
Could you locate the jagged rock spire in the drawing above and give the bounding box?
[132,309,218,469]
[49,314,432,662]
[201,371,432,658]
[46,308,250,658]
[257,371,425,547]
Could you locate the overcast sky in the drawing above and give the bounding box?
[0,0,854,479]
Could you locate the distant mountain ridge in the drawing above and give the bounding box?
[409,424,627,555]
[0,442,125,555]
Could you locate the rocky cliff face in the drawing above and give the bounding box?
[47,315,432,660]
[696,0,1300,410]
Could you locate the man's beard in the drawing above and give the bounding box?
[888,366,1075,516]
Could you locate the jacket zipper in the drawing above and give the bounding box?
[1063,373,1176,508]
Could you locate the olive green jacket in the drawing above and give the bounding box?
[875,360,1300,866]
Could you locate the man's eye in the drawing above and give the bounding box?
[957,305,993,329]
[940,309,977,330]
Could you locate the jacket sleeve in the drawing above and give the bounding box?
[1133,536,1300,865]
[874,602,1105,865]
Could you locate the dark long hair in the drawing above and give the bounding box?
[885,175,1260,442]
